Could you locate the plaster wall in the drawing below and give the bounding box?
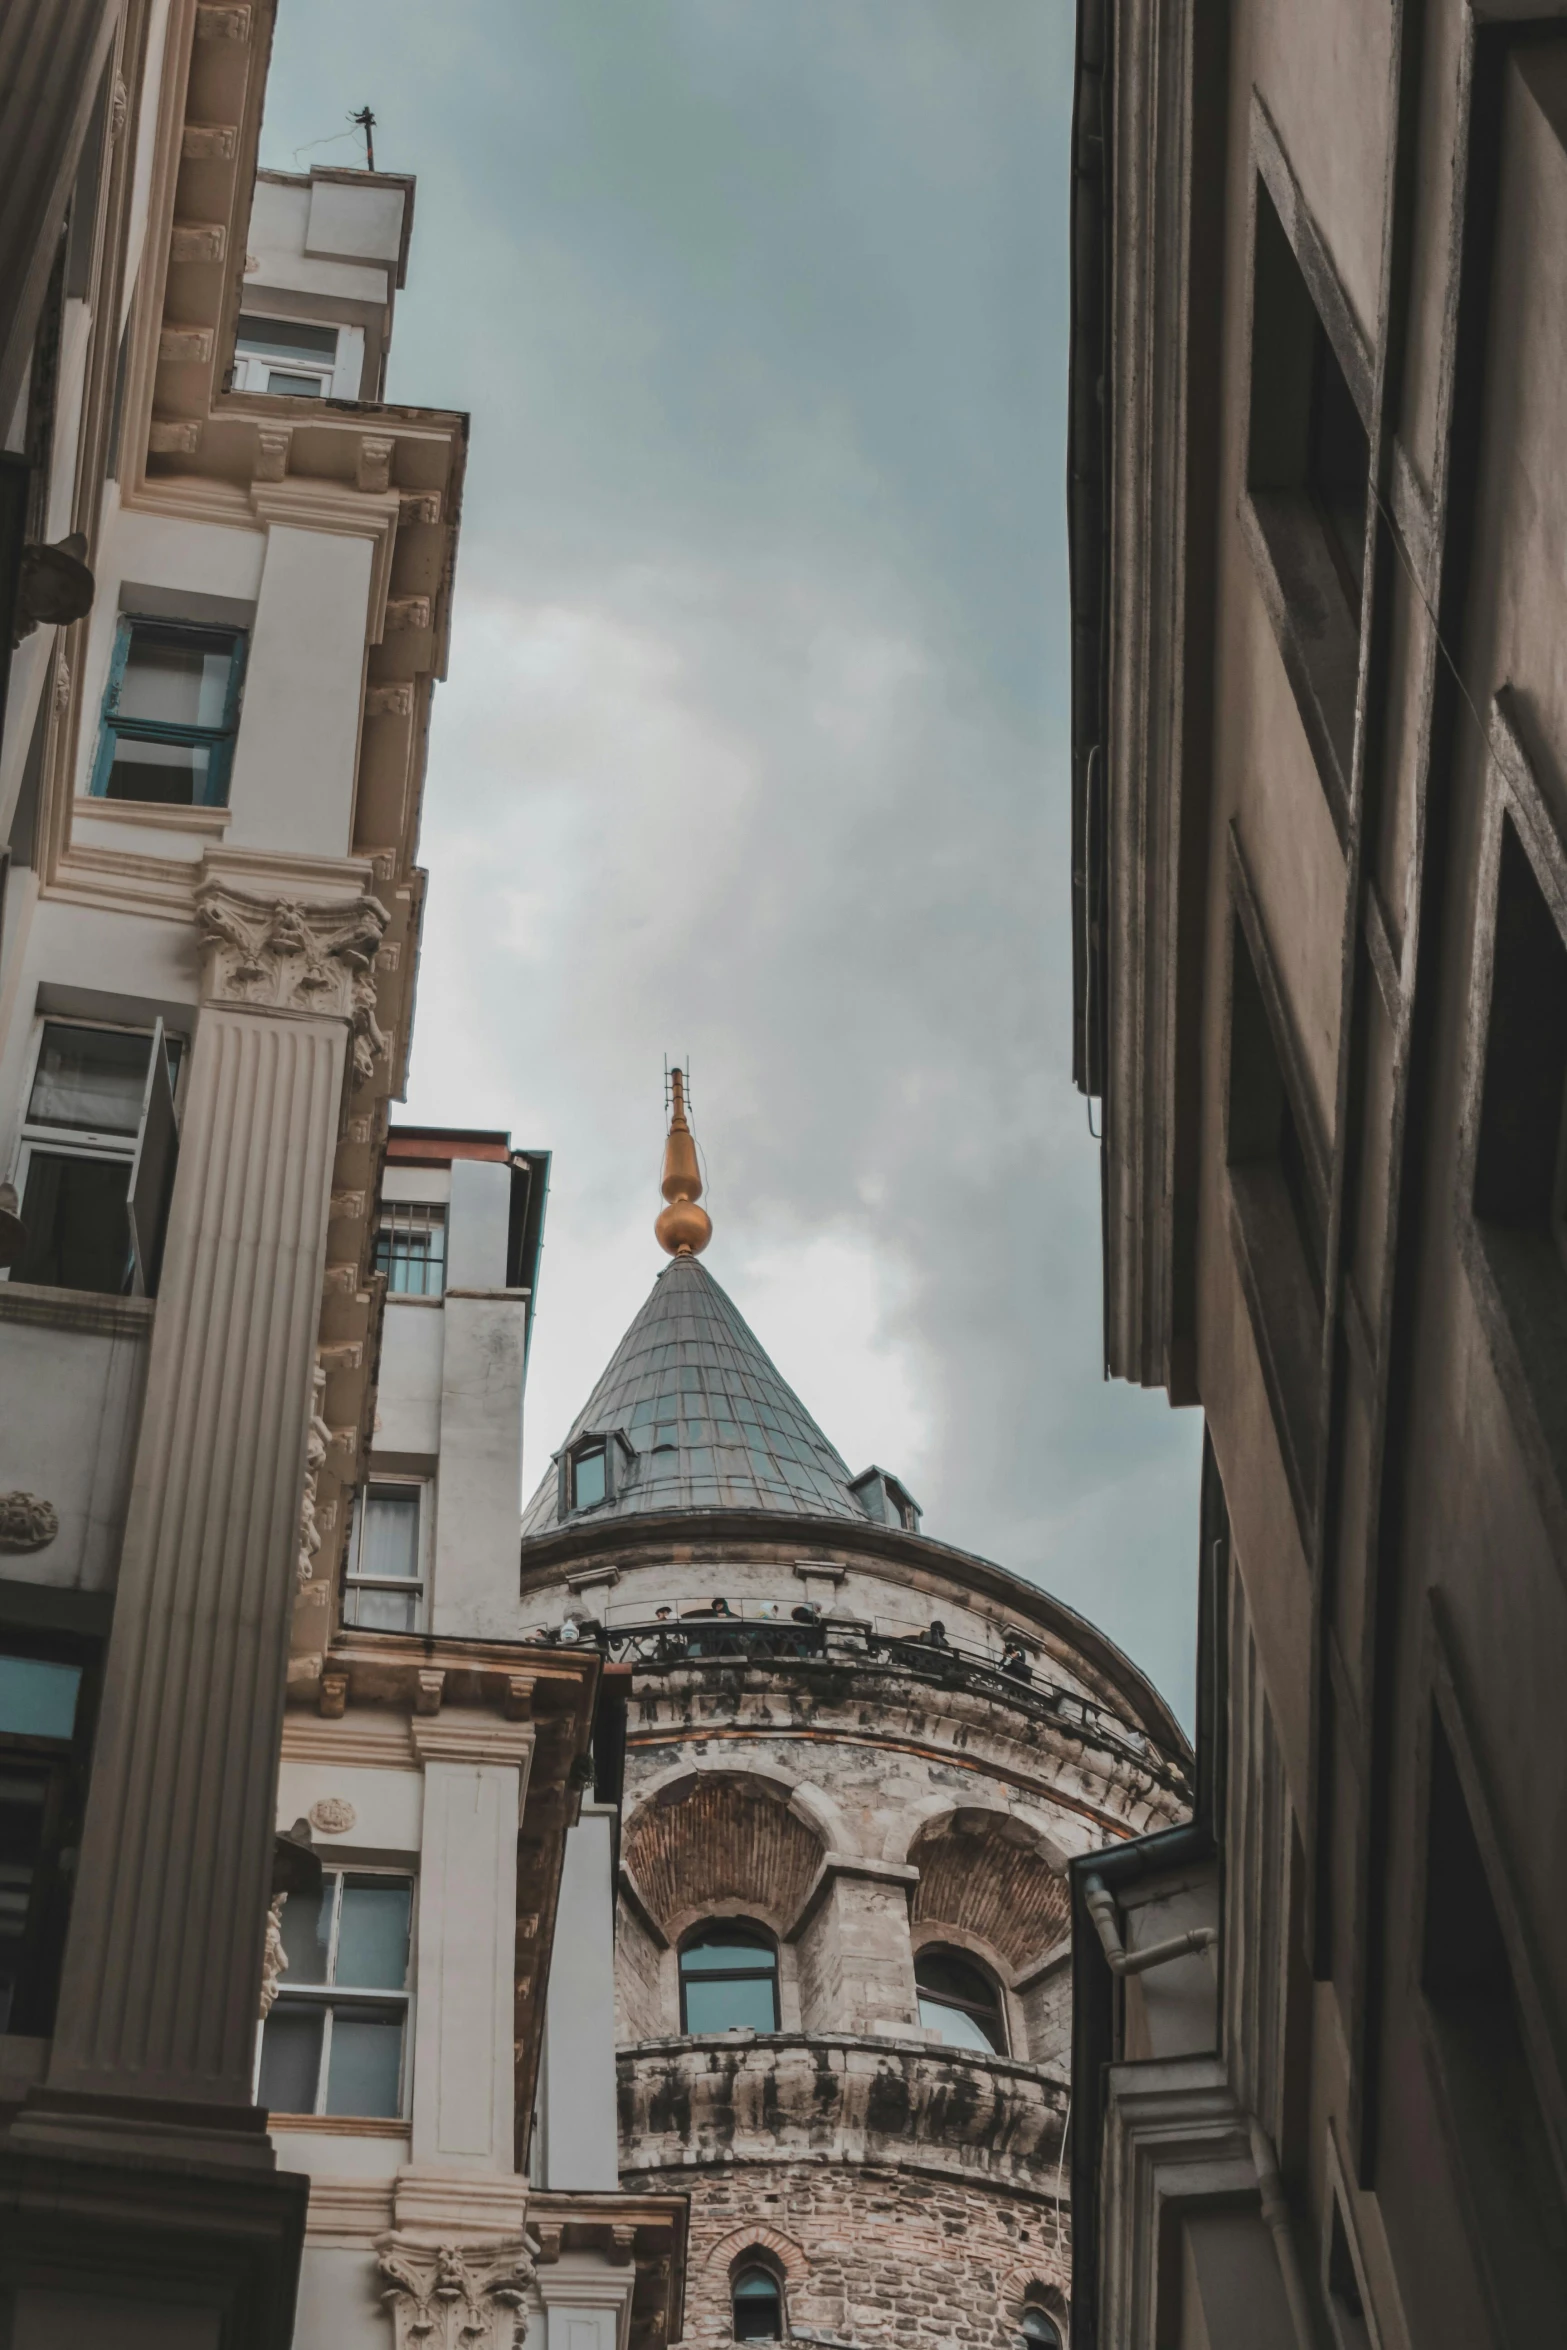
[274,1760,422,1855]
[540,1807,621,2192]
[431,1293,528,1637]
[223,524,372,860]
[0,1306,149,1591]
[374,1298,444,1460]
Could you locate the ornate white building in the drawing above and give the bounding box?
[0,8,671,2345]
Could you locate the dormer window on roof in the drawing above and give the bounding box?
[849,1467,922,1534]
[561,1429,634,1518]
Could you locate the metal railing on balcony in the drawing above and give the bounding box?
[539,1595,1189,1798]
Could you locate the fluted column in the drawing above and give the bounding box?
[39,880,386,2118]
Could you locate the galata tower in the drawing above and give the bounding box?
[519,1076,1189,2349]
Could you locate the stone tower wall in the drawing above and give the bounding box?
[520,1521,1189,2347]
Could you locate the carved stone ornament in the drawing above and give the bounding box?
[194,883,390,1076]
[297,1364,332,1590]
[259,1891,288,2018]
[375,2237,534,2350]
[308,1795,357,1836]
[0,1493,59,1552]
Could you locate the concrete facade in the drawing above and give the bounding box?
[1069,2,1567,2344]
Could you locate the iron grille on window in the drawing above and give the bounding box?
[375,1203,446,1297]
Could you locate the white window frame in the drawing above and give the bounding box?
[257,1864,416,2120]
[6,1014,184,1292]
[343,1477,431,1632]
[232,317,342,401]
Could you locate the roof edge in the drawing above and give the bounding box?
[517,1505,1188,1761]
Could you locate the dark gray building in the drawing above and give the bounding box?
[1068,1,1567,2343]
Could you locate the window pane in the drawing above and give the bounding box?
[361,1490,420,1579]
[0,1656,81,1741]
[117,626,234,729]
[103,732,212,805]
[0,1767,49,2036]
[267,369,324,396]
[258,2001,324,2113]
[335,1877,412,1990]
[733,2273,782,2342]
[375,1207,446,1297]
[237,314,339,362]
[15,1152,131,1294]
[683,1973,778,2034]
[278,1878,332,1984]
[681,1937,776,1977]
[917,1994,1002,2054]
[28,1024,149,1132]
[325,2004,404,2116]
[346,1583,419,1632]
[573,1448,606,1509]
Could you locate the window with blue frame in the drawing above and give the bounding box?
[90,615,247,807]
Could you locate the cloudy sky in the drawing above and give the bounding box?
[261,2,1205,1724]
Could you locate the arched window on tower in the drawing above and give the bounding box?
[679,1922,780,2034]
[914,1946,1008,2054]
[732,2262,784,2341]
[1020,2301,1063,2350]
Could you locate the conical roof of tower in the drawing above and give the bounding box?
[520,1254,870,1537]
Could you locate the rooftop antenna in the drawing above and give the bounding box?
[351,105,376,171]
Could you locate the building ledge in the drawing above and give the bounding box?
[0,1282,155,1339]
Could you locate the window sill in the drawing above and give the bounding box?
[384,1290,445,1309]
[1240,490,1360,846]
[266,2112,410,2137]
[0,1280,155,1339]
[74,795,231,834]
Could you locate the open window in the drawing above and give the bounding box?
[344,1481,428,1631]
[915,1945,1008,2054]
[88,614,247,807]
[258,1867,413,2119]
[732,2262,784,2343]
[9,1017,181,1296]
[679,1922,780,2035]
[1244,170,1370,829]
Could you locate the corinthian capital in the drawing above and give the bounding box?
[375,2237,534,2350]
[194,881,390,1027]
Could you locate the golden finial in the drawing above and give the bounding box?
[655,1067,712,1258]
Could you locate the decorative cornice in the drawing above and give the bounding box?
[411,1714,535,1769]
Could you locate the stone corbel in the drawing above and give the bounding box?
[375,2237,533,2350]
